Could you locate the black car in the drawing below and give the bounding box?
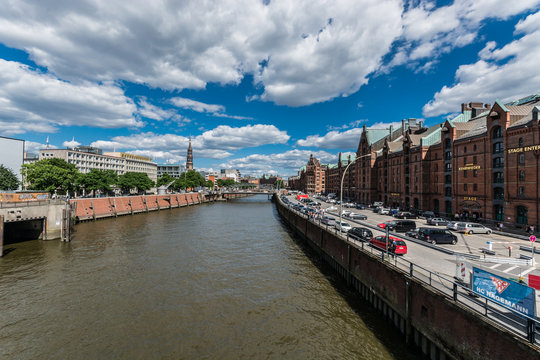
[417,227,458,245]
[421,211,435,219]
[405,228,420,238]
[348,227,373,241]
[386,220,417,233]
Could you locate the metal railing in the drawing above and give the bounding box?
[280,198,540,345]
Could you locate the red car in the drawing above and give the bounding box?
[377,220,393,229]
[369,235,407,255]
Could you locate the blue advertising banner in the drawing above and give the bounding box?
[473,267,535,317]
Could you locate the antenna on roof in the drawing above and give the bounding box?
[46,136,49,149]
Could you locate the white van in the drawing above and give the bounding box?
[373,201,383,207]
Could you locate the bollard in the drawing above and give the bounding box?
[487,241,492,251]
[508,246,512,257]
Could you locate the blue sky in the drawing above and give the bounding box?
[1,0,540,177]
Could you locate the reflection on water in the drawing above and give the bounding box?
[0,195,415,359]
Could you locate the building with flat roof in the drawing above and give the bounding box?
[157,164,186,178]
[39,148,157,182]
[0,136,24,189]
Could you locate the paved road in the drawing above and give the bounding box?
[283,195,540,284]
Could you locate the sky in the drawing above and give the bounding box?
[1,0,540,177]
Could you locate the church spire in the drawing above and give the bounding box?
[186,136,193,170]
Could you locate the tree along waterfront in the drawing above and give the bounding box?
[0,195,417,359]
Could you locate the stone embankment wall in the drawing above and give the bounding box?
[70,193,203,222]
[275,197,540,360]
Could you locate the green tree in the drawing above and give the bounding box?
[205,179,214,188]
[22,158,80,194]
[0,165,19,190]
[172,170,206,191]
[274,179,284,189]
[118,172,154,194]
[80,169,118,194]
[157,173,175,187]
[217,178,236,187]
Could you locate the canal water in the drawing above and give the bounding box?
[0,195,416,359]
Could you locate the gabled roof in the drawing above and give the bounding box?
[508,105,540,129]
[455,116,487,141]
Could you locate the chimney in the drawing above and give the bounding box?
[461,103,471,113]
[470,102,486,118]
[389,125,393,139]
[401,119,406,133]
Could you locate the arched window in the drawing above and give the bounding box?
[492,126,503,139]
[519,170,525,182]
[519,138,524,147]
[519,154,525,164]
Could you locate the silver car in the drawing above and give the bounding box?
[456,222,492,235]
[446,222,461,231]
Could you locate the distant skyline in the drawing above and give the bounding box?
[1,1,540,176]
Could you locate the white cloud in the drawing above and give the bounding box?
[386,0,540,72]
[24,140,57,153]
[0,59,139,134]
[170,97,225,114]
[0,0,403,107]
[296,128,363,149]
[170,97,254,120]
[219,149,338,176]
[90,124,289,162]
[423,10,540,117]
[62,138,81,148]
[137,98,177,121]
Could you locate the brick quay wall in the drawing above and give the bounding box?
[70,193,205,222]
[275,196,540,360]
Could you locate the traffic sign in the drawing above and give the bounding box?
[530,235,536,242]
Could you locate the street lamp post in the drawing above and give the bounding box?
[339,153,372,234]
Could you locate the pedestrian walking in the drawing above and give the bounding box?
[499,222,503,232]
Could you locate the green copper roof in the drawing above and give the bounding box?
[366,128,389,145]
[420,127,442,147]
[495,99,509,112]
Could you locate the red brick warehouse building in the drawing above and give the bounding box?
[293,93,540,229]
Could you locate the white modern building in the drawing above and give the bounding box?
[0,136,24,189]
[39,148,157,182]
[219,169,241,182]
[157,164,186,178]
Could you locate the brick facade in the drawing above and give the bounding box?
[299,94,540,228]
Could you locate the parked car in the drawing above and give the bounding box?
[386,220,417,233]
[341,210,352,217]
[446,222,461,231]
[335,221,353,232]
[348,227,373,241]
[348,213,368,220]
[457,223,492,235]
[396,211,418,219]
[405,228,420,238]
[369,235,407,255]
[417,227,458,244]
[422,211,435,219]
[321,216,336,226]
[378,208,391,215]
[355,203,365,209]
[327,206,337,211]
[377,220,393,229]
[426,217,447,226]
